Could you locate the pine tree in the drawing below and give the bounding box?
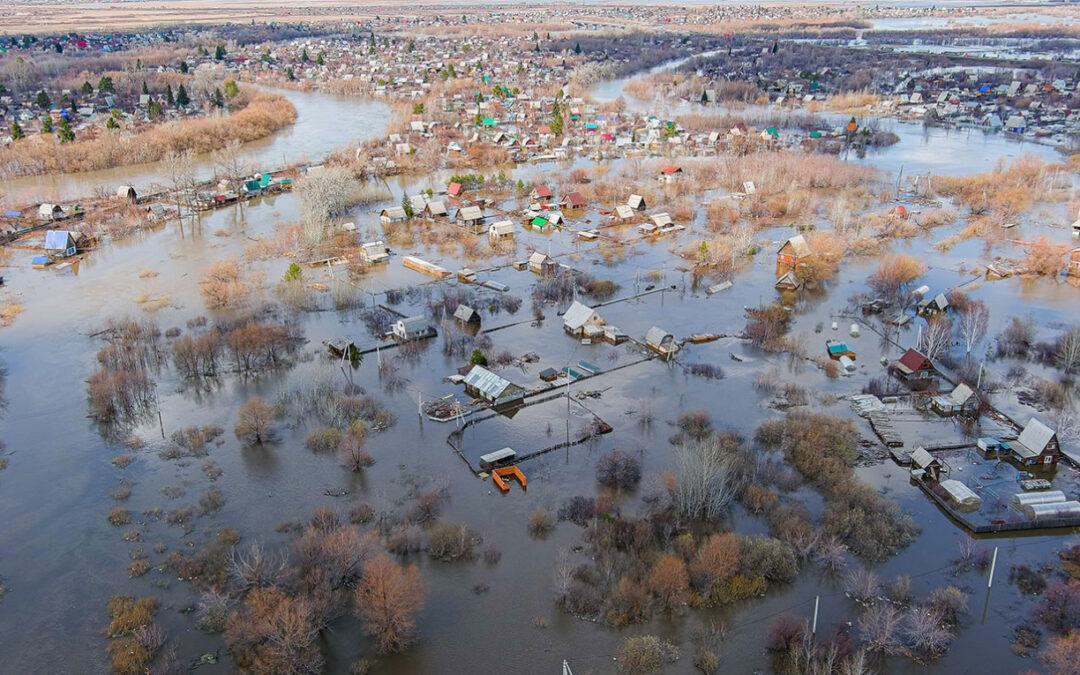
[408,40,415,52]
[54,42,62,54]
[57,116,74,142]
[148,100,163,119]
[36,90,51,109]
[97,75,114,92]
[166,84,174,105]
[141,80,149,95]
[317,51,325,66]
[10,120,24,140]
[81,81,93,95]
[176,84,189,107]
[40,117,50,134]
[215,44,226,60]
[212,88,224,107]
[574,42,581,55]
[179,60,189,74]
[401,192,413,219]
[301,47,309,62]
[286,67,295,81]
[106,116,119,130]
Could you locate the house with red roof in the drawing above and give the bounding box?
[890,348,936,390]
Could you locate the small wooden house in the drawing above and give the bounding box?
[909,447,946,481]
[1003,418,1060,467]
[917,292,949,317]
[488,220,514,242]
[562,301,605,337]
[453,304,481,326]
[931,383,979,417]
[776,234,811,275]
[627,194,647,211]
[463,365,525,408]
[530,185,553,202]
[891,348,935,389]
[44,230,78,258]
[645,326,679,359]
[116,185,137,201]
[456,206,485,234]
[392,316,436,341]
[658,164,682,183]
[561,192,585,209]
[528,251,557,276]
[381,206,409,223]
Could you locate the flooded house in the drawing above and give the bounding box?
[456,205,485,234]
[361,241,390,264]
[931,382,979,417]
[1002,418,1060,467]
[488,220,514,243]
[917,292,949,317]
[627,194,647,211]
[890,348,936,389]
[645,326,679,359]
[528,251,557,276]
[561,192,585,209]
[392,315,436,341]
[453,304,481,327]
[909,447,947,481]
[530,185,553,202]
[380,206,409,223]
[658,164,683,183]
[38,203,63,221]
[424,200,448,218]
[44,230,79,259]
[116,185,137,201]
[463,365,525,409]
[562,301,605,338]
[775,269,802,291]
[776,234,812,276]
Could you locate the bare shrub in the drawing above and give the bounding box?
[224,587,323,674]
[844,567,880,604]
[859,602,903,654]
[426,522,475,561]
[596,449,642,489]
[528,508,555,536]
[766,613,807,652]
[617,635,680,675]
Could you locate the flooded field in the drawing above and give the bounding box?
[2,37,1080,675]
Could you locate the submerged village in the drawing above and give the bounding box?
[5,2,1080,674]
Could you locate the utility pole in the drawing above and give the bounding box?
[811,595,819,644]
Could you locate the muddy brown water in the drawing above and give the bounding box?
[0,78,1077,674]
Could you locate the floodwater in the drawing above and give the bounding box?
[1,66,1079,675]
[589,55,1067,178]
[1,87,392,206]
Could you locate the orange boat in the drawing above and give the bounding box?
[492,466,527,491]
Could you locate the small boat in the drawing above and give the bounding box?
[687,333,720,344]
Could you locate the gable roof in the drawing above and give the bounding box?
[532,185,552,198]
[457,205,483,221]
[897,348,932,374]
[948,383,976,405]
[44,230,74,250]
[645,326,673,347]
[780,234,811,258]
[660,164,682,175]
[464,365,517,400]
[426,200,448,216]
[562,191,585,208]
[454,305,479,323]
[447,182,462,196]
[909,447,939,469]
[563,300,598,330]
[528,251,551,265]
[396,315,430,333]
[627,194,646,209]
[1014,417,1057,457]
[489,220,514,236]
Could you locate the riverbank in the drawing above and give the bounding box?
[0,91,296,179]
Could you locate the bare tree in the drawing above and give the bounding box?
[354,554,425,654]
[162,149,197,222]
[903,607,952,655]
[956,300,989,356]
[1056,326,1080,374]
[673,435,741,520]
[295,166,358,248]
[212,138,249,194]
[917,317,952,363]
[230,541,289,590]
[235,397,274,443]
[859,602,902,654]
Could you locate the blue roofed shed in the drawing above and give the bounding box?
[44,230,77,257]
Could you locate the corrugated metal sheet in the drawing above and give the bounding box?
[464,366,512,399]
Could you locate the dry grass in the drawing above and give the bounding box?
[0,91,295,178]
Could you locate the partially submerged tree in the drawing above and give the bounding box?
[235,397,274,443]
[354,554,425,654]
